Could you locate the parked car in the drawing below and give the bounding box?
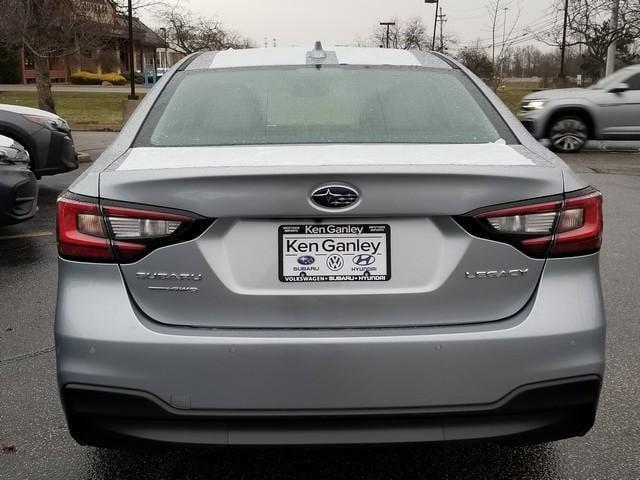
[519,64,640,153]
[0,104,78,177]
[56,46,605,448]
[0,134,37,225]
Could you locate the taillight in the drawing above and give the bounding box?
[57,193,210,263]
[56,197,113,262]
[551,191,603,256]
[455,187,603,258]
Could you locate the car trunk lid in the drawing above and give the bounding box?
[98,143,563,329]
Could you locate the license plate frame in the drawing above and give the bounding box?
[278,224,391,283]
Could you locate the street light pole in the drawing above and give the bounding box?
[425,0,439,51]
[605,0,620,76]
[127,0,138,100]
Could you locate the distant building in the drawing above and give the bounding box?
[156,47,185,71]
[16,0,167,84]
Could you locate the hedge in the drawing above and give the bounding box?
[70,71,127,86]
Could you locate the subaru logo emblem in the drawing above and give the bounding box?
[297,255,316,266]
[311,184,359,210]
[353,254,376,266]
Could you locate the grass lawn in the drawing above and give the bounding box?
[497,87,534,115]
[0,91,143,130]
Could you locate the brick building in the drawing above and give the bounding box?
[18,0,167,83]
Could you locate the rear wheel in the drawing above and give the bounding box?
[548,116,589,153]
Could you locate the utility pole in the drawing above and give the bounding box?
[559,0,570,82]
[501,7,508,78]
[379,22,396,48]
[424,0,439,51]
[127,0,137,100]
[437,7,447,52]
[606,0,620,76]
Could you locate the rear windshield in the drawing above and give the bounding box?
[137,66,513,147]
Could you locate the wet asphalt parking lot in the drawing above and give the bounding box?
[1,133,639,479]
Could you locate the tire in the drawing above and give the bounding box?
[548,116,589,153]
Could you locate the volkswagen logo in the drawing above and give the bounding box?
[353,254,376,266]
[297,255,316,266]
[326,254,344,271]
[311,184,359,210]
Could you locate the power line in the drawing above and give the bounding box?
[473,17,554,46]
[468,2,562,48]
[477,18,558,48]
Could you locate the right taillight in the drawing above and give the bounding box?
[550,190,603,257]
[57,193,211,263]
[455,187,603,258]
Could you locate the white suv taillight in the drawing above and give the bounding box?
[57,194,210,263]
[456,188,603,258]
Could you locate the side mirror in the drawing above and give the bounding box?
[609,83,630,94]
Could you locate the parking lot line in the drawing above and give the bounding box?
[0,231,53,241]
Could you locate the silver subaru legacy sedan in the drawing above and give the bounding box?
[55,45,605,448]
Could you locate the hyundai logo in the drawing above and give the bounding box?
[297,255,316,266]
[311,185,359,210]
[353,254,376,266]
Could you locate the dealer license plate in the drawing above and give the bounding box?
[279,224,390,282]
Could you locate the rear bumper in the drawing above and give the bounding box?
[56,255,606,446]
[62,376,601,447]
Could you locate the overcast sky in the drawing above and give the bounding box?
[146,0,558,51]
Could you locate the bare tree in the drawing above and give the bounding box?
[112,0,166,14]
[369,18,434,50]
[158,3,252,55]
[539,0,640,79]
[0,0,116,112]
[400,17,431,50]
[487,0,521,87]
[459,40,494,80]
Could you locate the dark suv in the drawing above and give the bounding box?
[0,104,78,177]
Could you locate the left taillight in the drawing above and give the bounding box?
[57,193,209,263]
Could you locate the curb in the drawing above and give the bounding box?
[77,152,92,163]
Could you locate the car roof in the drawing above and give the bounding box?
[184,46,454,71]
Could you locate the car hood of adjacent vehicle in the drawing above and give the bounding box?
[523,88,597,102]
[0,103,64,121]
